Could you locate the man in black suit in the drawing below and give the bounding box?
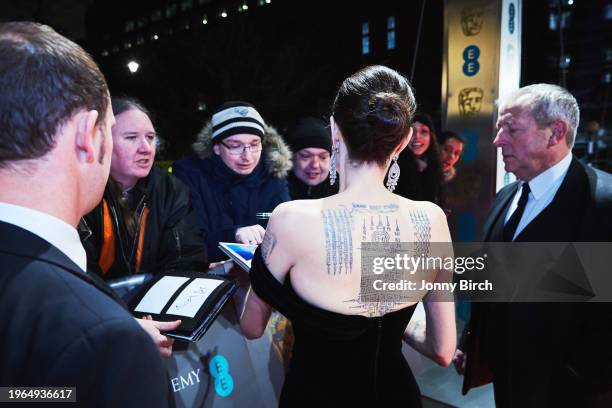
[455,84,612,406]
[0,22,173,407]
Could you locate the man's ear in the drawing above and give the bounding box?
[75,110,100,163]
[213,143,221,156]
[548,120,568,147]
[394,127,413,156]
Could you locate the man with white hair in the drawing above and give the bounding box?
[456,84,612,406]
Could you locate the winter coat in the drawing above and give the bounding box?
[287,172,339,200]
[81,166,209,279]
[390,148,444,205]
[173,123,292,262]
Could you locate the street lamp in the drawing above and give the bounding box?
[127,61,139,74]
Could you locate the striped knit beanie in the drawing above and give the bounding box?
[211,101,265,142]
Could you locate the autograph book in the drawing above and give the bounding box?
[129,271,238,342]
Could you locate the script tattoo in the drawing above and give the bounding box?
[409,210,431,256]
[261,231,277,267]
[345,203,405,316]
[351,203,399,214]
[321,208,353,274]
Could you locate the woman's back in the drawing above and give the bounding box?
[248,189,451,407]
[240,65,456,407]
[277,191,449,317]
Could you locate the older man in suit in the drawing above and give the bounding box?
[455,84,612,407]
[0,22,173,406]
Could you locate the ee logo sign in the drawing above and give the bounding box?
[509,3,516,34]
[462,45,480,77]
[209,355,234,398]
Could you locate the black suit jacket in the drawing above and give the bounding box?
[0,221,173,407]
[463,159,612,406]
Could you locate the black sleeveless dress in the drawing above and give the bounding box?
[250,248,422,407]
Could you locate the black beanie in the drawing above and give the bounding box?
[413,112,436,134]
[211,101,265,142]
[287,117,332,154]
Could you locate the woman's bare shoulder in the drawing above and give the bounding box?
[396,197,446,218]
[272,198,325,219]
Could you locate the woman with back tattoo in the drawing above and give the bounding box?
[241,65,456,407]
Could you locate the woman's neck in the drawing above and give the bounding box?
[339,159,389,196]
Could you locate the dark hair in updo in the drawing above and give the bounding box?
[332,65,416,166]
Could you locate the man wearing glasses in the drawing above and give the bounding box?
[174,101,291,262]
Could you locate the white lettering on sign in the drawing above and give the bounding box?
[170,368,202,393]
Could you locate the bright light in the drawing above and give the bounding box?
[153,34,159,40]
[265,0,271,3]
[568,0,574,4]
[243,4,249,10]
[202,19,208,24]
[127,61,139,74]
[221,11,228,18]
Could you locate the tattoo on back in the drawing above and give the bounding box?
[261,231,277,266]
[340,206,434,317]
[321,208,353,274]
[409,210,431,256]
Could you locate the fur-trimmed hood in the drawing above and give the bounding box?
[192,121,292,179]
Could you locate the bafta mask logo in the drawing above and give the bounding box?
[458,87,484,117]
[461,7,484,36]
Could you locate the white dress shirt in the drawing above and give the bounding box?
[0,202,87,272]
[504,152,573,241]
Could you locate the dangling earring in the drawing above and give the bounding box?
[386,155,400,192]
[329,144,338,185]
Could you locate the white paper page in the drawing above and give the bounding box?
[167,278,224,318]
[134,276,190,314]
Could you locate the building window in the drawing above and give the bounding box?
[548,13,557,30]
[387,16,396,50]
[549,11,571,30]
[361,22,370,55]
[180,0,193,11]
[606,4,612,20]
[137,17,147,29]
[151,10,162,22]
[125,20,135,32]
[165,4,177,18]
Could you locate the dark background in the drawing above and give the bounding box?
[1,0,610,168]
